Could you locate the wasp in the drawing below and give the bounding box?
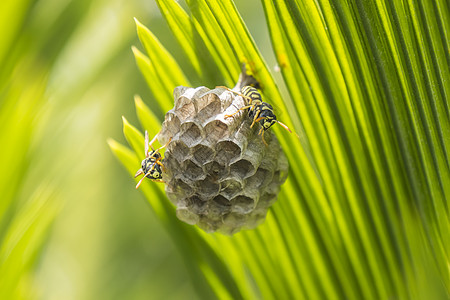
[219,85,292,146]
[134,131,171,189]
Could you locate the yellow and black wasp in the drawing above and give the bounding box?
[219,85,292,145]
[134,131,171,189]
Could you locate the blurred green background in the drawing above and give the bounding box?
[0,0,272,298]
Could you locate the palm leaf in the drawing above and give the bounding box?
[111,0,449,298]
[0,40,59,300]
[0,0,97,298]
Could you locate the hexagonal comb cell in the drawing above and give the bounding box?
[195,94,222,125]
[180,122,203,146]
[160,113,180,142]
[215,141,241,165]
[258,193,277,209]
[192,144,215,165]
[198,215,224,233]
[220,213,247,235]
[186,195,208,215]
[209,195,232,215]
[181,160,205,181]
[166,140,190,163]
[203,161,228,180]
[176,206,199,225]
[244,208,269,230]
[157,85,289,234]
[245,168,273,189]
[220,179,243,200]
[175,98,196,121]
[231,195,255,214]
[166,179,194,205]
[230,159,256,179]
[195,176,220,199]
[204,120,229,143]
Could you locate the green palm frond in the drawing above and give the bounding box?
[110,0,449,299]
[0,1,95,298]
[0,33,59,300]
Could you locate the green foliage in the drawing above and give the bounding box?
[111,0,449,299]
[0,0,63,297]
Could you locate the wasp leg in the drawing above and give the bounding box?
[216,86,243,96]
[260,129,268,147]
[251,115,265,129]
[153,137,172,153]
[216,86,252,105]
[154,160,167,172]
[151,179,165,183]
[148,162,157,173]
[224,104,254,119]
[216,85,232,90]
[148,137,172,160]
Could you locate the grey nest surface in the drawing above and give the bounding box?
[157,85,288,235]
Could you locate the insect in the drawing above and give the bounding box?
[134,131,171,189]
[218,85,292,146]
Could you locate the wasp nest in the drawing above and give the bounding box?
[157,84,288,235]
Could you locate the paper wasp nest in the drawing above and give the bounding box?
[158,85,288,235]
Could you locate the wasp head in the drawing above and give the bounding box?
[262,116,277,130]
[258,103,277,130]
[148,164,163,180]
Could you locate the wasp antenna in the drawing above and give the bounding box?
[277,121,292,133]
[148,131,159,150]
[134,169,144,178]
[136,171,151,189]
[144,131,150,156]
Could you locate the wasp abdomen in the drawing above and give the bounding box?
[242,86,262,104]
